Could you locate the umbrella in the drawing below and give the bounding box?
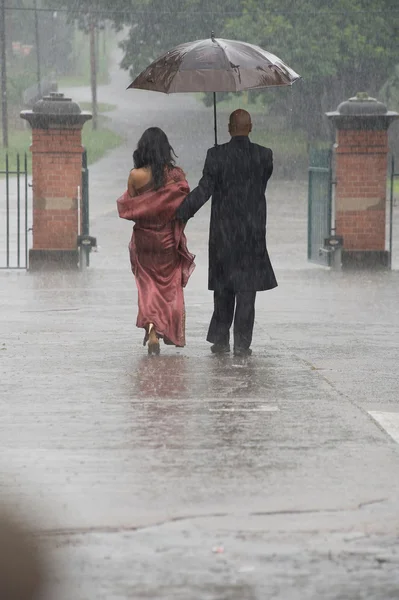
[128,33,301,145]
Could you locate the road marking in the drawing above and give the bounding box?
[368,411,399,444]
[209,406,279,413]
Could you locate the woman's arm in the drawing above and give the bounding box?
[127,169,137,197]
[117,170,143,220]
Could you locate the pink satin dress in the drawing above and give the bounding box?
[117,168,195,348]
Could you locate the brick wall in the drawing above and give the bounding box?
[335,128,388,251]
[31,128,83,250]
[335,210,385,250]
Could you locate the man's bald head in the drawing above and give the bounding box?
[229,109,252,137]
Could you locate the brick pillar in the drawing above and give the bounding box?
[327,93,398,269]
[21,93,92,270]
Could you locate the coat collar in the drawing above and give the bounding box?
[229,135,251,145]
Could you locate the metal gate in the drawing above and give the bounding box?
[78,148,96,269]
[0,153,30,269]
[307,147,333,266]
[389,155,399,268]
[1,150,91,271]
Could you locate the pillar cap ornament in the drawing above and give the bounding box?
[20,92,92,129]
[337,92,388,116]
[326,92,398,130]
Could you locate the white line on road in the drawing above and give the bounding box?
[368,411,399,444]
[209,406,279,413]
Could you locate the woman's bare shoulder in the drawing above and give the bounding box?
[128,168,151,187]
[128,167,151,195]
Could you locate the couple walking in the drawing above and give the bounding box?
[117,109,277,356]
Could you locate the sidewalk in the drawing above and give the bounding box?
[1,55,399,599]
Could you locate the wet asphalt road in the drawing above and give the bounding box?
[1,51,399,599]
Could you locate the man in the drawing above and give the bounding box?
[176,109,277,356]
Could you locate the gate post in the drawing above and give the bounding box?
[20,93,92,270]
[326,93,398,269]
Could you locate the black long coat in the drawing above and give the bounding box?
[176,136,277,292]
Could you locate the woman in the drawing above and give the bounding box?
[117,128,195,355]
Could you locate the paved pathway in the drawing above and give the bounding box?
[1,50,399,599]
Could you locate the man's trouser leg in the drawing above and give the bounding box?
[207,289,235,346]
[234,291,256,350]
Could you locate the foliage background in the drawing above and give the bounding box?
[45,0,399,140]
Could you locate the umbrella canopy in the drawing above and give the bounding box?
[128,34,300,144]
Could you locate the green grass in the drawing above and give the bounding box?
[252,128,333,179]
[57,65,109,88]
[82,118,124,163]
[0,130,32,174]
[57,75,91,88]
[79,102,117,113]
[57,29,114,88]
[0,118,124,175]
[252,128,308,160]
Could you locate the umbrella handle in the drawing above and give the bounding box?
[213,92,218,146]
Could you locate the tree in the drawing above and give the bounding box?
[46,0,399,140]
[112,0,399,139]
[224,0,399,138]
[112,0,240,76]
[45,0,123,129]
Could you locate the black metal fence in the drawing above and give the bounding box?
[0,153,30,269]
[1,150,92,271]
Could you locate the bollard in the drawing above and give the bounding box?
[323,235,343,271]
[77,234,97,271]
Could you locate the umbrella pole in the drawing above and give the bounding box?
[213,92,218,146]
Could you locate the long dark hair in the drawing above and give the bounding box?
[133,127,177,190]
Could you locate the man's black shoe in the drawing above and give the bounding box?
[234,347,252,357]
[210,343,230,354]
